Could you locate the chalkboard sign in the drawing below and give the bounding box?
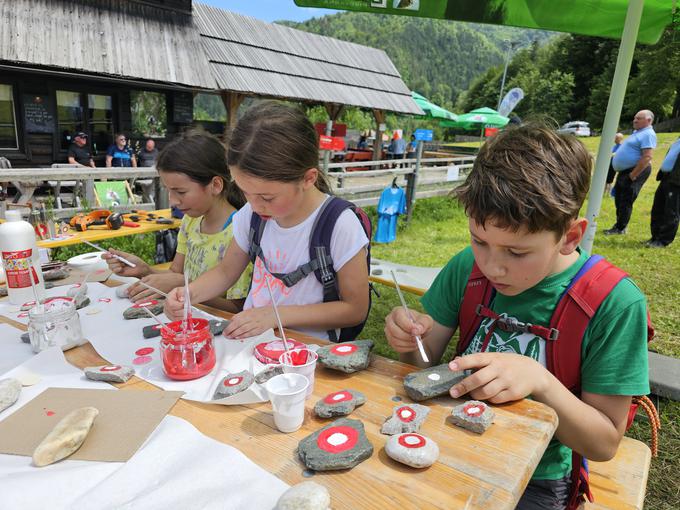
[23,95,55,133]
[173,92,193,123]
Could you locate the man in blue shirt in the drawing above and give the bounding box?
[105,133,137,168]
[648,137,680,247]
[604,110,656,235]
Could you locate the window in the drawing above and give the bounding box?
[193,93,226,121]
[88,94,113,155]
[56,90,113,153]
[56,90,83,151]
[0,84,18,149]
[131,90,167,138]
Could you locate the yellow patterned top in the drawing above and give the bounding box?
[176,214,251,299]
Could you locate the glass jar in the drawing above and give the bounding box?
[28,297,84,353]
[160,318,216,380]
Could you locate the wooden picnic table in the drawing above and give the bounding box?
[0,298,558,509]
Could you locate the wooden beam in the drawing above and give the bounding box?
[324,103,344,122]
[220,91,245,140]
[372,109,386,161]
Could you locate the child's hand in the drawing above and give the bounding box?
[102,249,148,278]
[163,287,186,321]
[127,273,183,302]
[384,307,433,353]
[223,308,276,339]
[448,353,550,404]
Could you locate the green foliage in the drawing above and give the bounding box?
[130,91,167,138]
[194,93,227,122]
[51,234,156,265]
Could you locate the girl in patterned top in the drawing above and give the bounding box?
[104,130,252,313]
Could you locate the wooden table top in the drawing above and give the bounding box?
[0,303,558,509]
[35,209,181,248]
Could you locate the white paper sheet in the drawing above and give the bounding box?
[0,322,34,376]
[0,347,289,510]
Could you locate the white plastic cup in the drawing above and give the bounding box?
[278,348,318,399]
[265,373,309,433]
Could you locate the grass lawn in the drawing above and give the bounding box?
[53,132,679,508]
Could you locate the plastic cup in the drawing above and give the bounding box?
[265,373,309,433]
[278,348,318,399]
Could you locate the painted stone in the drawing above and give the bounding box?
[73,294,90,310]
[123,299,164,320]
[45,282,55,289]
[314,389,366,418]
[142,323,166,339]
[381,403,431,435]
[316,340,374,374]
[403,364,466,402]
[43,268,70,281]
[20,301,37,311]
[276,481,331,510]
[253,339,305,364]
[0,286,7,297]
[0,378,22,413]
[384,433,439,468]
[115,284,131,298]
[298,418,373,471]
[213,370,254,399]
[450,400,494,434]
[84,365,135,383]
[21,331,30,343]
[67,283,88,298]
[32,407,99,467]
[209,319,229,336]
[254,365,283,385]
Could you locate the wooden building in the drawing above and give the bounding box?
[0,0,419,168]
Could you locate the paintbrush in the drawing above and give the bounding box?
[182,271,193,332]
[140,305,171,334]
[390,270,429,363]
[134,279,203,315]
[82,240,137,268]
[264,274,290,354]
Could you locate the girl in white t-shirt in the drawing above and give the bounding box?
[165,102,369,340]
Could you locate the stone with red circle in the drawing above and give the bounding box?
[213,370,254,399]
[385,432,439,468]
[450,400,494,434]
[298,418,373,471]
[124,300,164,320]
[253,339,305,364]
[381,403,431,435]
[316,340,374,374]
[314,389,366,418]
[84,364,135,383]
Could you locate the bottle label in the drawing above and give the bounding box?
[2,249,38,289]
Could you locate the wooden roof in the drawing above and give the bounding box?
[194,3,422,115]
[0,0,215,88]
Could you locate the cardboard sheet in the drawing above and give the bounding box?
[0,387,182,462]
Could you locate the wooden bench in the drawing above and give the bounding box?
[585,436,651,509]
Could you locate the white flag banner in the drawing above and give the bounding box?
[498,88,525,117]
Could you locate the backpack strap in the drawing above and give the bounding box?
[547,255,628,392]
[456,262,495,356]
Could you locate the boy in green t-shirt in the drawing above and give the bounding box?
[385,124,650,510]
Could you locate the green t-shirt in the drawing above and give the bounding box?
[421,246,650,480]
[176,215,251,300]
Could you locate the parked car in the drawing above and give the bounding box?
[558,121,591,137]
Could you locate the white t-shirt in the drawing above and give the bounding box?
[232,197,369,339]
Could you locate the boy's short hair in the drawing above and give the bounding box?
[456,123,591,236]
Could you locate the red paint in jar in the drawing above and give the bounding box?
[160,318,215,380]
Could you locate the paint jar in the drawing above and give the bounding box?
[28,297,84,353]
[160,318,215,380]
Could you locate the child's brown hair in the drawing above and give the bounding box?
[226,101,331,193]
[456,123,591,236]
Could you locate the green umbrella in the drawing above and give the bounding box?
[411,91,458,121]
[440,107,508,129]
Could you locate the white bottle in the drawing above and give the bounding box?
[0,210,46,305]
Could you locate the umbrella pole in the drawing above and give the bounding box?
[479,126,484,147]
[582,0,644,253]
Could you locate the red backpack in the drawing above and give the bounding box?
[456,254,654,509]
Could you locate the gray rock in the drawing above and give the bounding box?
[384,433,439,468]
[209,319,229,336]
[314,389,366,418]
[67,283,88,298]
[371,268,383,276]
[43,268,70,281]
[254,365,283,384]
[381,403,431,435]
[213,370,254,399]
[123,300,164,320]
[0,378,22,413]
[316,340,374,374]
[20,301,37,311]
[142,323,165,339]
[450,400,494,434]
[0,286,7,297]
[73,294,90,310]
[298,418,373,471]
[403,364,466,401]
[21,332,30,343]
[44,282,55,289]
[84,365,135,383]
[276,481,331,510]
[115,284,131,298]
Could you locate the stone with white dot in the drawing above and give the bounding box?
[385,433,439,468]
[381,403,431,435]
[314,389,366,418]
[84,365,135,383]
[213,370,254,399]
[316,340,374,374]
[403,363,466,402]
[450,400,494,434]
